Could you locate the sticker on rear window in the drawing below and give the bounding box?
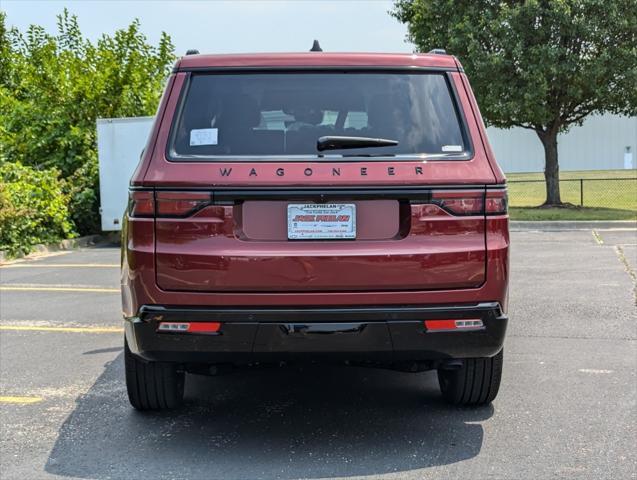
[190,128,218,146]
[442,145,463,152]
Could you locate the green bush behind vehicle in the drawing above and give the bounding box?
[0,162,73,256]
[0,10,175,255]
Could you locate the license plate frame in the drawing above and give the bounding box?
[287,203,356,240]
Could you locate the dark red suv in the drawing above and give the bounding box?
[121,49,509,410]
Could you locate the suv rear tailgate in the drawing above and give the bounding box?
[154,188,486,292]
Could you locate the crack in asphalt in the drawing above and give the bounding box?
[614,245,637,305]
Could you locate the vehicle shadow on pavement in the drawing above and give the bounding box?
[46,353,492,479]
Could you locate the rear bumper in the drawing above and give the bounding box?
[125,303,507,364]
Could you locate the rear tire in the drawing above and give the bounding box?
[124,339,184,411]
[437,349,503,406]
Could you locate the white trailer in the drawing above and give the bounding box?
[97,117,154,231]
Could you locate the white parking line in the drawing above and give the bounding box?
[1,263,118,268]
[0,284,118,293]
[0,325,123,333]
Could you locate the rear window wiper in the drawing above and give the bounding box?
[316,135,398,152]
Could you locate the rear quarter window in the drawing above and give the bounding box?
[168,71,471,160]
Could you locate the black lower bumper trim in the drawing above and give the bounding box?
[126,303,507,364]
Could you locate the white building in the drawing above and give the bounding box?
[487,114,636,173]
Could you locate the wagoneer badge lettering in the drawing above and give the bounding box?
[216,165,427,179]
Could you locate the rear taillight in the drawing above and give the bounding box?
[424,188,508,216]
[431,190,484,215]
[155,191,211,217]
[128,190,213,218]
[128,191,154,218]
[485,189,508,215]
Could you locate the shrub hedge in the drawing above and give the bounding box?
[0,162,75,256]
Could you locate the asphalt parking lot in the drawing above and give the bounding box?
[1,228,635,480]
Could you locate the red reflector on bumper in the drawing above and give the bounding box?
[424,319,484,331]
[424,319,457,331]
[187,322,221,333]
[157,322,221,334]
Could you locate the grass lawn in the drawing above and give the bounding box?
[507,169,636,221]
[510,207,636,221]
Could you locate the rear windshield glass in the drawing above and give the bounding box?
[169,72,469,159]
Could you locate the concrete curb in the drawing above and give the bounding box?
[0,234,118,264]
[510,220,637,231]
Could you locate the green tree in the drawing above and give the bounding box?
[0,9,175,233]
[392,0,637,205]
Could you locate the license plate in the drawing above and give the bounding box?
[287,203,356,240]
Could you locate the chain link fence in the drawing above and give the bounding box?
[508,176,637,211]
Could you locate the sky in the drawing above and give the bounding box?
[2,0,414,55]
